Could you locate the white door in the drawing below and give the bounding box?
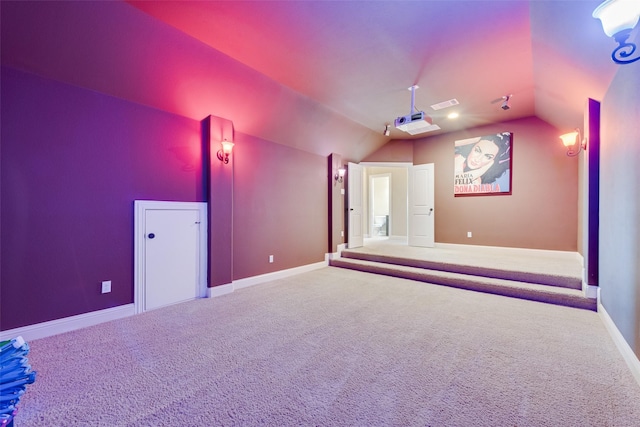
[134,201,207,313]
[347,162,364,248]
[408,163,435,247]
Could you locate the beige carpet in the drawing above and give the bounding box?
[16,267,640,426]
[351,238,583,278]
[334,238,592,310]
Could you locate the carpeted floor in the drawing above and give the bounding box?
[333,238,592,310]
[16,267,640,426]
[351,238,583,278]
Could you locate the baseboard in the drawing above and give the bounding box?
[576,253,599,299]
[328,244,347,260]
[0,304,135,343]
[598,302,640,387]
[583,284,598,299]
[576,251,584,267]
[3,262,331,342]
[207,283,234,298]
[232,261,328,291]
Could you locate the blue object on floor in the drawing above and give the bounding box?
[0,337,36,427]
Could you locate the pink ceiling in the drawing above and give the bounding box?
[1,0,622,160]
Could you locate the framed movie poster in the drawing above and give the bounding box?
[454,132,512,196]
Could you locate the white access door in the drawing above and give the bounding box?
[408,163,435,247]
[134,201,207,313]
[347,162,364,248]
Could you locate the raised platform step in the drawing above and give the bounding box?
[330,257,596,311]
[340,250,582,290]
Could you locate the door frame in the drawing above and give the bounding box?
[347,162,364,248]
[360,162,412,242]
[134,200,208,314]
[368,172,392,237]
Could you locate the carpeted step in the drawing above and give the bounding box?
[330,257,596,311]
[340,250,582,290]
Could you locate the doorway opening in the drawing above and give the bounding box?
[360,163,410,243]
[348,162,434,249]
[369,173,391,237]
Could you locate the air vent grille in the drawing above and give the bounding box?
[431,99,459,110]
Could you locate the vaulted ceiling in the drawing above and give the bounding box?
[1,1,622,160]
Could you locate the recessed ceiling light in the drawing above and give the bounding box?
[447,112,459,119]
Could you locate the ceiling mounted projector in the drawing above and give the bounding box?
[395,112,439,135]
[394,85,440,135]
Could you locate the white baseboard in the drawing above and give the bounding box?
[232,261,327,291]
[207,283,234,298]
[328,245,346,260]
[0,304,135,343]
[2,261,330,342]
[577,253,600,300]
[598,302,640,387]
[584,284,599,299]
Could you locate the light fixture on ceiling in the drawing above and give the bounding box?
[447,112,459,119]
[384,124,391,136]
[490,94,512,110]
[560,129,587,157]
[216,140,234,164]
[501,95,512,111]
[335,167,346,183]
[593,0,640,64]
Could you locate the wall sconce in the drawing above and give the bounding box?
[593,0,640,64]
[335,167,346,183]
[216,140,234,164]
[560,129,587,157]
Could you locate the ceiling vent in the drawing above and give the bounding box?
[430,98,459,110]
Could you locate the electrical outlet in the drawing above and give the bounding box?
[101,280,112,294]
[269,255,274,263]
[341,230,344,237]
[467,231,472,238]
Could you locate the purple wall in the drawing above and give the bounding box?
[232,133,327,280]
[585,99,600,287]
[203,116,234,287]
[1,66,331,330]
[328,153,345,253]
[1,67,204,329]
